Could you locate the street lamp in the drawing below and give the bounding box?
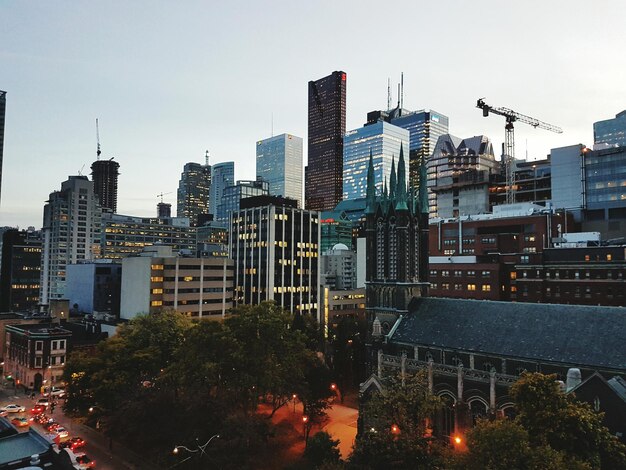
[173,434,220,459]
[292,393,297,413]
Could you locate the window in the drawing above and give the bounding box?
[454,284,463,290]
[510,272,517,280]
[482,284,491,292]
[607,254,612,261]
[35,341,43,351]
[151,300,163,307]
[430,283,438,289]
[441,283,450,290]
[467,284,476,291]
[35,357,42,367]
[482,271,491,277]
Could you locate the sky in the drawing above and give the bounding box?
[1,0,624,228]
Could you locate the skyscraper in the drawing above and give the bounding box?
[343,121,409,201]
[367,107,449,190]
[0,91,5,209]
[209,161,235,221]
[594,110,626,148]
[256,133,303,206]
[215,178,269,223]
[91,158,120,213]
[40,176,102,307]
[177,160,211,226]
[306,71,347,211]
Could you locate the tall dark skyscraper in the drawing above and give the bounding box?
[178,158,211,227]
[0,90,6,208]
[91,158,120,213]
[306,71,346,211]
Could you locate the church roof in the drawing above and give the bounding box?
[390,297,626,371]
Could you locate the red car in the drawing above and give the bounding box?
[30,404,46,414]
[59,437,86,451]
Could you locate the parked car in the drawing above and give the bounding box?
[75,453,96,469]
[43,386,66,398]
[30,404,46,414]
[1,404,26,413]
[11,417,30,427]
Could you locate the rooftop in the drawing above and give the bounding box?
[390,297,626,372]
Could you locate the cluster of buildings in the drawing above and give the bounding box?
[0,77,625,436]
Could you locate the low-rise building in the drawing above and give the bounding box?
[4,323,71,392]
[65,260,122,317]
[120,245,234,320]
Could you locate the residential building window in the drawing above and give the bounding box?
[510,272,517,280]
[35,357,42,367]
[482,284,491,292]
[607,254,612,261]
[467,284,476,291]
[35,341,43,351]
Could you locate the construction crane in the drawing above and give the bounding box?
[157,191,173,203]
[476,98,563,204]
[96,118,101,160]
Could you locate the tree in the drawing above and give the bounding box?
[304,432,341,468]
[350,371,445,469]
[511,372,626,469]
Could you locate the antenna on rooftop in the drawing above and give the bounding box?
[96,118,101,160]
[205,150,210,166]
[400,72,404,110]
[397,83,401,108]
[387,78,392,111]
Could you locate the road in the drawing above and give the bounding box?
[0,386,149,469]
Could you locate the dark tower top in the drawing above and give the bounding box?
[0,91,5,209]
[306,71,347,212]
[91,158,120,213]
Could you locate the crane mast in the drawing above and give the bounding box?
[476,99,563,204]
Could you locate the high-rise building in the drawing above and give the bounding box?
[91,158,120,213]
[320,243,356,290]
[343,121,409,201]
[209,162,235,220]
[215,178,269,223]
[428,134,497,218]
[231,195,320,319]
[367,108,449,190]
[177,161,211,226]
[0,228,41,311]
[40,176,102,307]
[0,91,5,208]
[306,71,347,211]
[256,133,303,206]
[320,210,353,253]
[594,110,626,148]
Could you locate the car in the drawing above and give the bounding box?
[43,421,59,431]
[75,453,96,469]
[1,404,26,413]
[11,417,30,427]
[43,387,66,398]
[65,437,86,450]
[37,398,50,407]
[55,426,69,439]
[30,404,46,414]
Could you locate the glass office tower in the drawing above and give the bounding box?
[256,133,303,206]
[215,179,269,223]
[390,110,449,190]
[177,161,211,226]
[209,161,235,221]
[306,71,347,211]
[343,121,409,201]
[594,110,626,148]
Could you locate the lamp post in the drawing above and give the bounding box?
[292,394,297,413]
[173,434,220,464]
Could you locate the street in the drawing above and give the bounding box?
[0,385,149,469]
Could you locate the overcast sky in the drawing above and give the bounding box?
[1,0,624,228]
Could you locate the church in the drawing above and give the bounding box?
[360,145,626,441]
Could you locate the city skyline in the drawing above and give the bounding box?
[1,1,624,227]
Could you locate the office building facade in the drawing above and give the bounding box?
[100,212,196,259]
[0,228,41,312]
[40,176,102,307]
[177,161,211,226]
[320,210,353,253]
[343,121,409,201]
[215,178,269,223]
[257,133,303,206]
[306,71,347,211]
[65,260,122,316]
[231,196,320,319]
[209,161,235,221]
[91,158,120,213]
[594,110,626,148]
[320,243,356,290]
[120,245,234,320]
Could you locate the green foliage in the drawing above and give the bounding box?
[304,431,341,468]
[63,303,332,467]
[350,371,445,469]
[511,372,626,469]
